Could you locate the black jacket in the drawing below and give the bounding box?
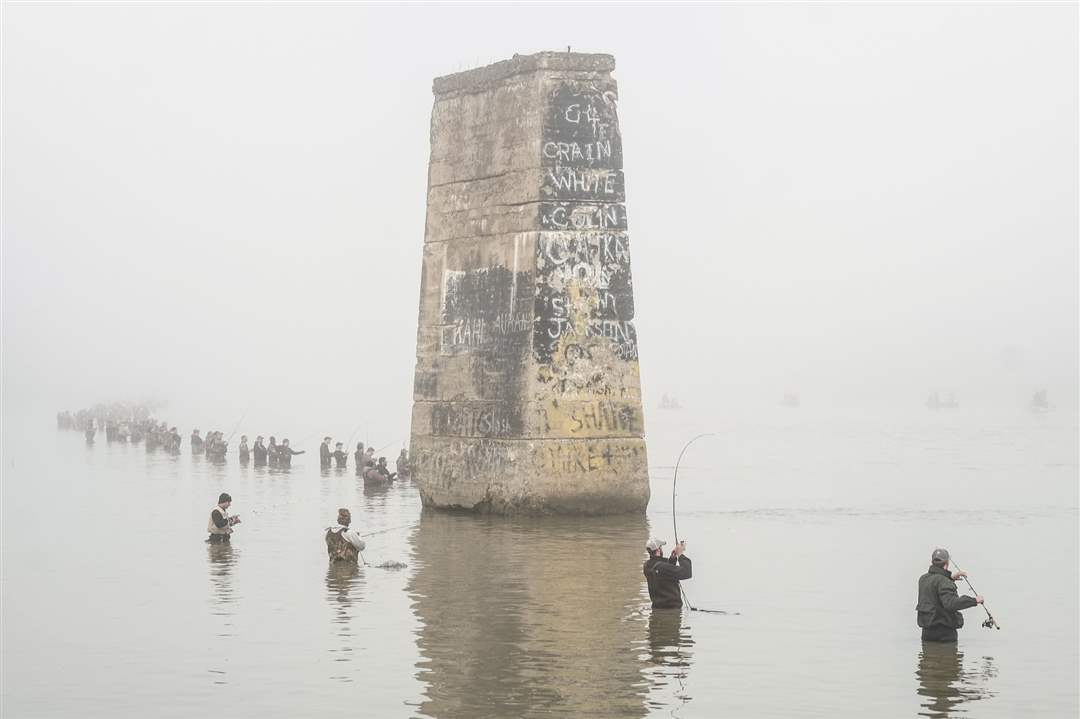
[917,565,977,629]
[644,554,692,609]
[320,442,332,468]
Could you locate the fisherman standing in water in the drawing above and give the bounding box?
[278,438,304,467]
[917,548,984,642]
[326,508,365,563]
[207,492,241,543]
[238,435,250,463]
[643,538,692,609]
[320,437,333,468]
[252,436,268,466]
[332,442,348,468]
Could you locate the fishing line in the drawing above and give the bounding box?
[359,523,417,538]
[951,560,1001,629]
[671,433,731,614]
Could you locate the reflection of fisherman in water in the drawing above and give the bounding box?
[206,540,238,612]
[645,609,694,713]
[915,642,996,718]
[325,560,363,623]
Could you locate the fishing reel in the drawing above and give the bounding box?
[981,617,1000,630]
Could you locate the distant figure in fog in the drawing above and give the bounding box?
[238,435,250,463]
[278,438,304,467]
[207,492,241,543]
[643,538,692,609]
[353,442,365,472]
[375,456,396,481]
[333,442,348,468]
[320,437,333,468]
[84,425,96,444]
[396,448,410,478]
[253,436,267,466]
[325,507,365,563]
[191,429,204,453]
[267,436,279,466]
[917,548,983,642]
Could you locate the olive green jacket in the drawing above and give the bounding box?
[916,565,977,629]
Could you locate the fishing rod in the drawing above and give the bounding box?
[344,421,365,450]
[672,433,727,614]
[951,560,1001,630]
[225,409,249,443]
[359,523,417,538]
[373,437,404,455]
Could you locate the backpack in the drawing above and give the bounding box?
[325,528,358,563]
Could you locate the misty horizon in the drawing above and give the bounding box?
[4,3,1077,435]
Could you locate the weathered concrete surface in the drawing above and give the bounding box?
[410,52,648,515]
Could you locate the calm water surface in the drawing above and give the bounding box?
[2,407,1077,717]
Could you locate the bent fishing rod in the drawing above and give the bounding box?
[951,560,1001,630]
[672,433,724,614]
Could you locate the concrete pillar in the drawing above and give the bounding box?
[410,51,648,514]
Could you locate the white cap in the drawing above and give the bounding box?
[645,537,666,552]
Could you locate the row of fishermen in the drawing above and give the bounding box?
[190,431,305,466]
[56,400,161,433]
[316,437,411,481]
[60,408,182,451]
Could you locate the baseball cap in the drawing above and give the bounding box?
[931,548,950,564]
[645,537,666,552]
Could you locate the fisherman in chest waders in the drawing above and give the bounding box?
[917,548,984,642]
[207,492,241,543]
[643,538,692,609]
[326,508,366,563]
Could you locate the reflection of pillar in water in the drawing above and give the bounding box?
[410,52,649,515]
[407,512,649,718]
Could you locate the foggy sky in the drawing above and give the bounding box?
[3,3,1077,435]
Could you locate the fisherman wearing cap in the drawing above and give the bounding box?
[332,442,348,469]
[207,492,241,543]
[325,508,366,563]
[916,548,984,642]
[320,437,333,468]
[643,537,692,609]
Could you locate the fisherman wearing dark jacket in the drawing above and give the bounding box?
[643,537,692,609]
[917,548,983,642]
[320,437,333,468]
[278,438,304,468]
[253,436,268,466]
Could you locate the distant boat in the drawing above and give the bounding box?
[781,391,800,408]
[659,394,682,410]
[927,392,959,410]
[1031,390,1050,412]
